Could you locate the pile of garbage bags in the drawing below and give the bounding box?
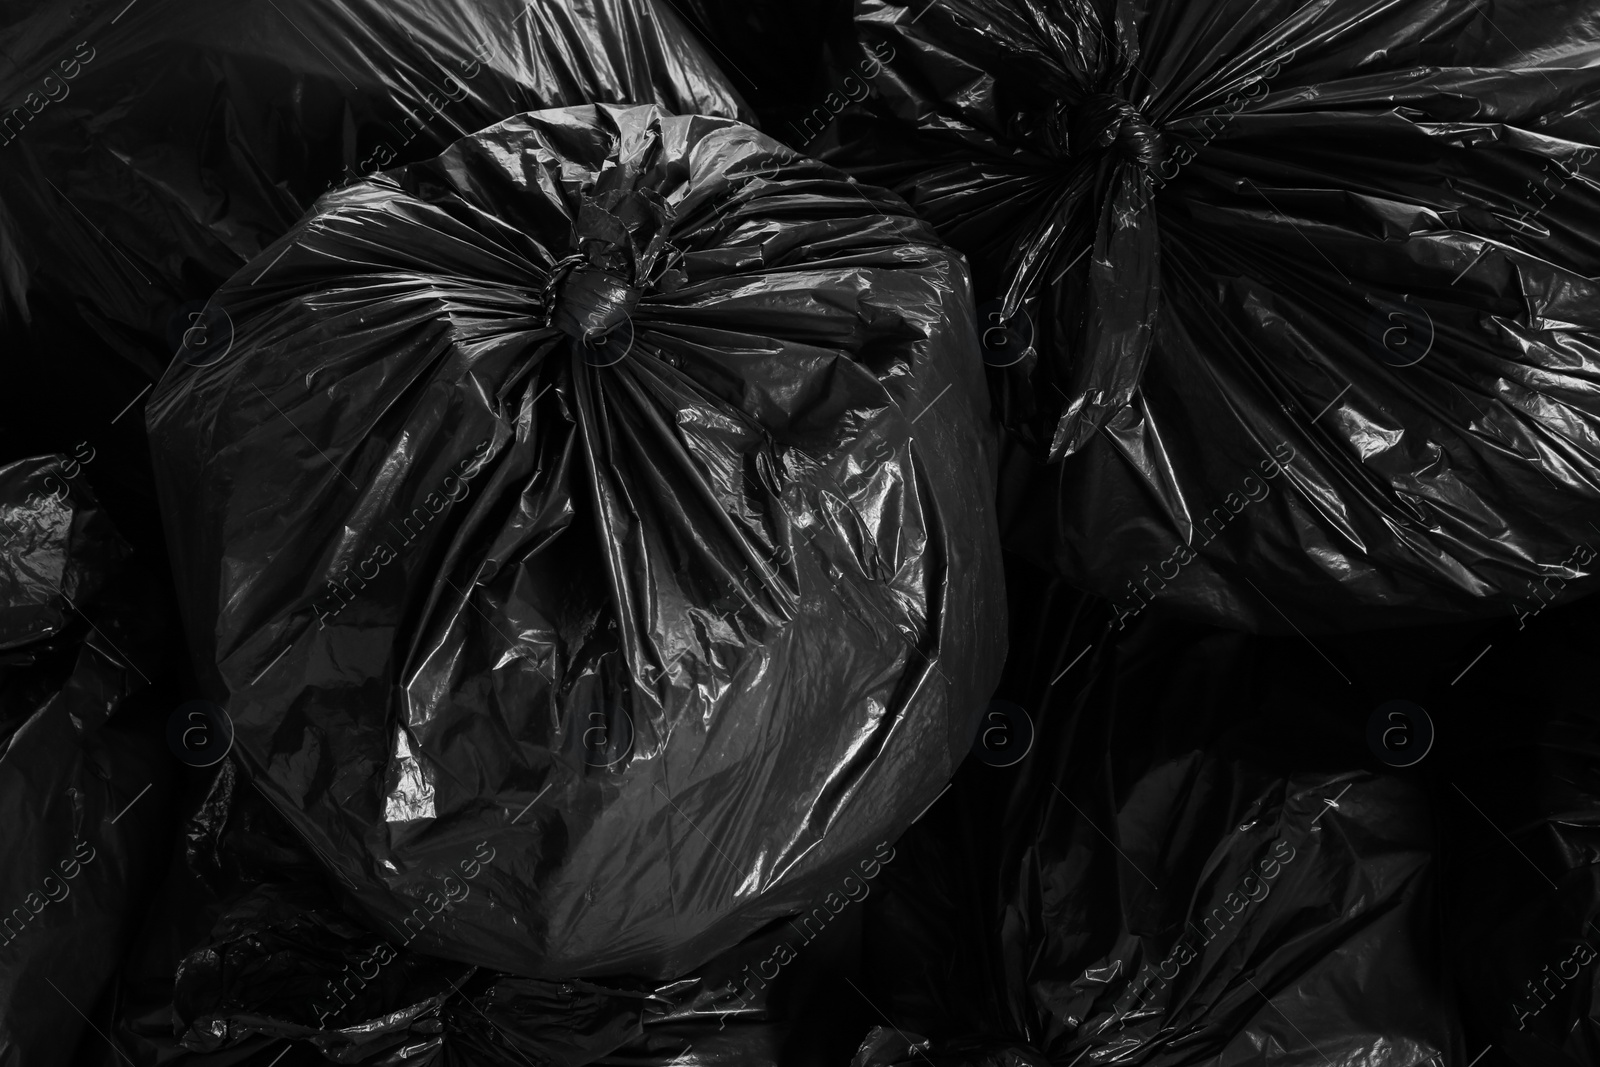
[820,0,1600,631]
[0,456,177,1066]
[3,0,1600,1065]
[850,552,1600,1066]
[145,101,1005,981]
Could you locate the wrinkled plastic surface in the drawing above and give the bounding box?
[0,0,746,385]
[821,0,1600,631]
[845,555,1460,1066]
[102,759,827,1067]
[1435,605,1600,1067]
[843,554,1600,1067]
[146,103,1005,981]
[0,456,174,1067]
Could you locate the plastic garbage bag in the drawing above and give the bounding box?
[1433,593,1600,1066]
[166,887,808,1066]
[102,760,865,1067]
[0,0,747,386]
[820,0,1600,631]
[845,554,1459,1066]
[145,102,1005,981]
[0,455,175,1067]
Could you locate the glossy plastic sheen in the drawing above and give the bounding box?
[0,456,171,1067]
[847,558,1457,1066]
[822,0,1600,631]
[0,0,746,381]
[147,104,1006,980]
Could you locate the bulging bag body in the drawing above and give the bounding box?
[823,0,1600,631]
[0,0,746,380]
[147,103,1006,979]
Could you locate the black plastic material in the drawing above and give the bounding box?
[0,456,174,1066]
[845,552,1600,1067]
[101,758,823,1067]
[821,0,1600,631]
[0,0,747,386]
[146,104,1005,981]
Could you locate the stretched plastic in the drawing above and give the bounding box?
[0,0,746,383]
[0,456,173,1067]
[105,761,810,1066]
[821,0,1600,631]
[146,103,1006,980]
[846,556,1460,1066]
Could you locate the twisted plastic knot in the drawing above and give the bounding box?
[1076,93,1162,170]
[550,264,642,341]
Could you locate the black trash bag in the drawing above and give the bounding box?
[168,889,812,1067]
[101,757,641,1067]
[1433,593,1600,1067]
[820,0,1600,631]
[102,762,861,1067]
[145,102,1005,981]
[169,883,646,1065]
[104,757,346,1067]
[0,0,747,386]
[845,555,1458,1066]
[0,455,176,1066]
